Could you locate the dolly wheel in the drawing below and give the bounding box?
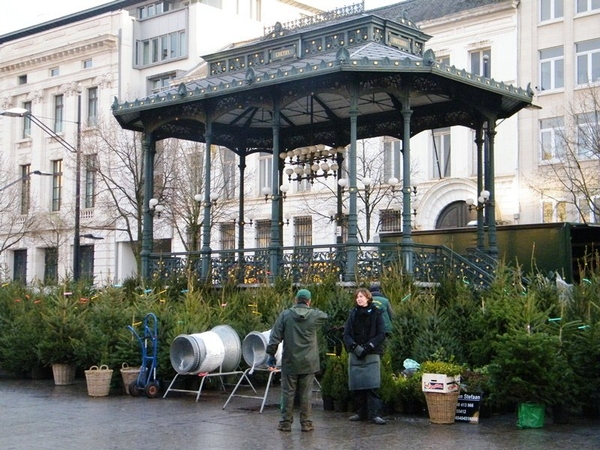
[145,381,160,398]
[129,380,142,397]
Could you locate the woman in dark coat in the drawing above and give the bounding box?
[343,288,387,425]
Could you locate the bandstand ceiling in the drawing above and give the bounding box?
[112,5,534,156]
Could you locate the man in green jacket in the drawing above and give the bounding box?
[266,289,328,432]
[370,285,394,336]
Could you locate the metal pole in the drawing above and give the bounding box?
[141,133,156,280]
[269,101,281,281]
[345,87,359,282]
[475,125,485,251]
[73,90,82,282]
[401,90,413,275]
[486,122,498,257]
[201,122,213,282]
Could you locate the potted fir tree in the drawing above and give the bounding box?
[488,332,575,428]
[36,294,88,385]
[321,350,350,412]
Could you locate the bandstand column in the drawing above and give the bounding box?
[345,86,359,282]
[401,91,414,275]
[475,125,485,251]
[269,100,282,280]
[201,121,213,282]
[485,121,498,257]
[141,132,156,280]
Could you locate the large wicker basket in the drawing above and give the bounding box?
[52,363,76,386]
[85,365,113,397]
[424,391,459,424]
[120,363,140,395]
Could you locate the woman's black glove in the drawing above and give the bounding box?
[353,345,367,359]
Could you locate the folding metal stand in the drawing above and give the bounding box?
[163,367,251,402]
[222,367,280,413]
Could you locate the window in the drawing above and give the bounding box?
[576,39,600,85]
[540,117,565,161]
[138,1,172,19]
[22,101,32,139]
[84,154,97,209]
[470,49,491,77]
[542,200,567,222]
[50,67,59,77]
[258,152,272,194]
[20,164,31,215]
[221,148,237,200]
[540,0,564,21]
[52,160,63,212]
[149,73,176,93]
[339,213,349,243]
[383,139,401,183]
[294,216,312,248]
[577,197,599,223]
[83,59,92,69]
[576,112,599,159]
[380,209,402,232]
[201,0,223,8]
[13,249,27,284]
[220,223,236,250]
[252,0,261,21]
[256,220,271,248]
[296,177,311,193]
[539,46,564,91]
[87,87,98,127]
[18,74,27,85]
[135,31,187,67]
[576,0,600,14]
[438,55,450,65]
[44,247,58,284]
[54,94,64,133]
[235,0,261,19]
[432,128,451,178]
[80,245,94,281]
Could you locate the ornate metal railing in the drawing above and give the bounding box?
[263,3,364,36]
[149,242,496,288]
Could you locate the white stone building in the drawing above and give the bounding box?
[1,0,598,284]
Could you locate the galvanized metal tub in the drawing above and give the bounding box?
[170,331,225,374]
[242,330,282,368]
[210,325,242,372]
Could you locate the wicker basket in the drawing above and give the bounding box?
[85,365,113,397]
[52,363,76,386]
[424,391,459,424]
[120,363,140,395]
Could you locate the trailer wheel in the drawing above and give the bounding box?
[145,381,160,398]
[129,380,142,397]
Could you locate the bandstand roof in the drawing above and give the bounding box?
[111,4,534,155]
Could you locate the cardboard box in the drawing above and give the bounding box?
[422,373,461,393]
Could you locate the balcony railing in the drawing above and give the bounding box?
[149,242,495,288]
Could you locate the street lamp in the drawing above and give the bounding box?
[0,170,53,192]
[1,88,83,281]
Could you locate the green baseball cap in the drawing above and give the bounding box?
[296,289,312,300]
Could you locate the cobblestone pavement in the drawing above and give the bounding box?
[1,377,599,450]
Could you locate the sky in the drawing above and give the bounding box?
[0,0,400,35]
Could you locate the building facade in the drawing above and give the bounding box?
[1,0,598,284]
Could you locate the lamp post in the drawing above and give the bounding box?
[73,89,82,282]
[0,170,53,192]
[1,88,83,281]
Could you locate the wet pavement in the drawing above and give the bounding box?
[1,376,599,450]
